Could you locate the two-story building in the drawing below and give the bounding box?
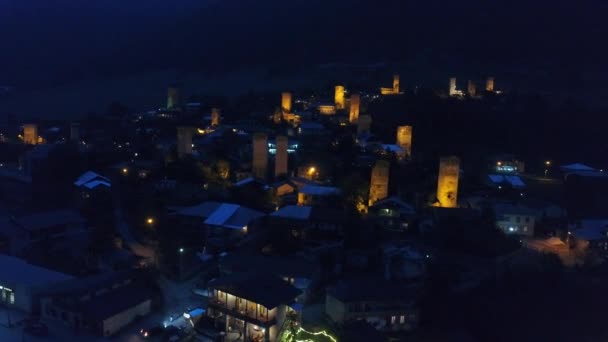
[494,203,538,236]
[206,272,301,342]
[326,277,420,332]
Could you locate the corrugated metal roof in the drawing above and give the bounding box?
[204,203,240,227]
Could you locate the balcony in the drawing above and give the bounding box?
[208,297,275,326]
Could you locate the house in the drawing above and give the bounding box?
[1,210,87,256]
[171,201,265,241]
[297,185,340,206]
[325,276,419,332]
[73,171,111,199]
[206,272,301,342]
[40,272,156,337]
[0,255,72,313]
[270,205,345,240]
[219,253,320,303]
[369,196,416,232]
[494,203,538,236]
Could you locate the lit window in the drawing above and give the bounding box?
[400,315,405,324]
[390,316,396,324]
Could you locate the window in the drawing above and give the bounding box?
[525,217,530,223]
[390,316,396,324]
[516,216,521,223]
[400,315,405,324]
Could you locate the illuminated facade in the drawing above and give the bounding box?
[23,124,38,145]
[486,77,495,92]
[436,156,460,208]
[253,133,268,179]
[396,125,413,158]
[467,80,476,96]
[449,78,457,96]
[381,74,401,95]
[211,108,221,127]
[70,122,80,142]
[357,115,372,135]
[274,136,288,178]
[335,85,345,110]
[281,92,292,113]
[318,105,336,115]
[167,86,180,109]
[393,74,400,93]
[349,94,360,124]
[176,126,193,158]
[369,160,390,206]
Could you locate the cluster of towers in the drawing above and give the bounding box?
[380,75,401,95]
[450,77,496,97]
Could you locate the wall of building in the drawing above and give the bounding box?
[334,86,345,110]
[436,156,460,208]
[281,92,292,113]
[325,294,346,323]
[253,133,268,179]
[369,160,390,206]
[275,136,288,178]
[102,299,151,336]
[349,94,360,124]
[396,125,412,158]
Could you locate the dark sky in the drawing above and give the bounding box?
[0,0,606,90]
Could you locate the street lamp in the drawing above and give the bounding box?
[179,248,184,253]
[544,160,551,178]
[146,217,155,225]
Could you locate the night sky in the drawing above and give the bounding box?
[0,0,607,103]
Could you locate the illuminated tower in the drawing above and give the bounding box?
[396,125,413,158]
[23,124,38,145]
[369,160,390,206]
[349,94,360,124]
[467,80,476,96]
[335,85,345,110]
[449,78,457,96]
[436,156,460,208]
[252,133,268,179]
[70,122,80,142]
[357,115,372,135]
[393,74,400,93]
[167,86,180,109]
[486,77,495,92]
[211,108,221,127]
[275,135,288,178]
[281,92,292,113]
[176,126,193,159]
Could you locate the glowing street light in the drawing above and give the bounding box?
[121,167,129,175]
[179,248,185,253]
[146,217,155,225]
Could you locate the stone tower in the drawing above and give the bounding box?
[252,133,268,179]
[357,115,372,135]
[167,86,180,109]
[335,85,345,110]
[486,77,495,92]
[449,78,457,96]
[396,125,413,158]
[467,80,476,96]
[281,92,292,113]
[176,126,193,159]
[393,74,400,93]
[369,160,390,206]
[436,156,460,208]
[349,94,360,124]
[23,124,38,145]
[275,136,288,178]
[211,108,221,127]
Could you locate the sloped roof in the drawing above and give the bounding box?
[271,205,312,220]
[0,255,72,287]
[209,272,301,308]
[13,210,84,232]
[74,171,110,187]
[299,185,340,196]
[561,163,596,171]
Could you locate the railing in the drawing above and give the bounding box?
[208,297,273,324]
